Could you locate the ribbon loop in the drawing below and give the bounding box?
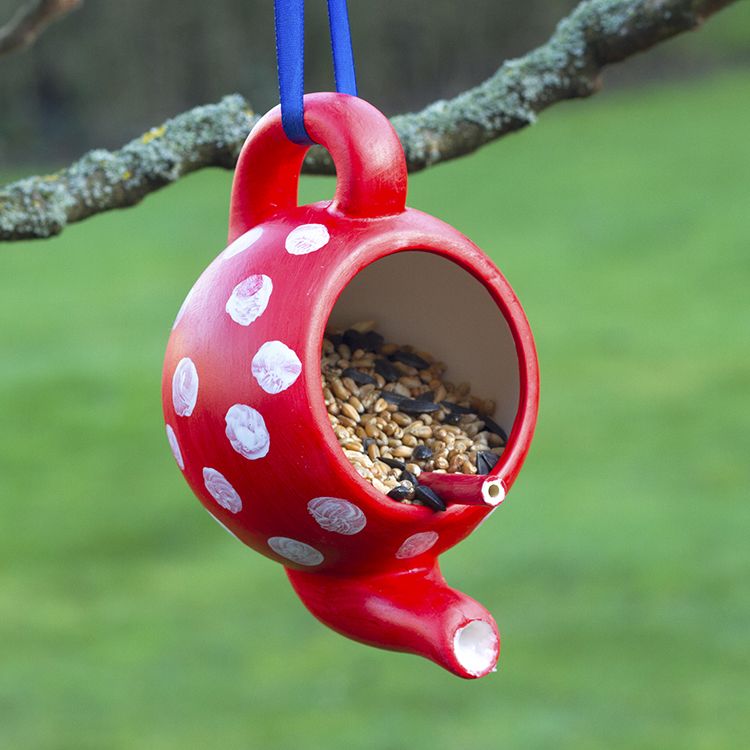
[274,0,358,145]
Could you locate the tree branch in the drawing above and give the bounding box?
[0,0,738,241]
[0,0,81,57]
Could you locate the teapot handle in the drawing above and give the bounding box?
[228,92,407,242]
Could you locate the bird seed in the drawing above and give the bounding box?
[322,323,507,509]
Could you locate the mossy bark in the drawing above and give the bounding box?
[0,0,738,241]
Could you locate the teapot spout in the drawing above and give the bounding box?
[286,563,500,678]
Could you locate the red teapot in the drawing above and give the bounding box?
[162,93,539,678]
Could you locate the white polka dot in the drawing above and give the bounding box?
[222,226,263,260]
[285,223,329,255]
[172,357,199,417]
[165,424,184,470]
[268,536,324,566]
[308,497,366,535]
[395,531,439,559]
[251,341,302,394]
[225,404,270,460]
[202,467,243,513]
[226,274,273,326]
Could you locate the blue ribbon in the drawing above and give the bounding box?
[274,0,358,145]
[326,0,358,97]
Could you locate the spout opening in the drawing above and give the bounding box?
[453,620,499,677]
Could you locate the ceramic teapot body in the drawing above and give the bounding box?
[163,93,539,678]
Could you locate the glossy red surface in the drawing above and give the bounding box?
[162,93,539,678]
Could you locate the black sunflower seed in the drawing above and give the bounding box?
[342,368,377,386]
[477,451,500,474]
[476,451,499,475]
[398,398,442,415]
[362,330,384,352]
[420,390,435,402]
[328,333,343,347]
[443,412,462,425]
[483,417,508,442]
[374,358,401,382]
[387,485,411,501]
[389,350,430,370]
[412,445,432,461]
[381,390,407,405]
[342,329,366,351]
[440,400,475,415]
[476,453,490,475]
[380,457,406,471]
[414,485,446,511]
[399,469,419,487]
[362,437,376,450]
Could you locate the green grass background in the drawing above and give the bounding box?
[1,72,748,749]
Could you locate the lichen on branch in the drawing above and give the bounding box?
[0,96,258,240]
[0,0,738,241]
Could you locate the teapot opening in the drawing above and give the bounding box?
[454,620,499,676]
[321,249,529,510]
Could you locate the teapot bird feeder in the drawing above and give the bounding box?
[163,93,539,678]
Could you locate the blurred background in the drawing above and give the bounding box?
[1,2,749,748]
[1,0,750,164]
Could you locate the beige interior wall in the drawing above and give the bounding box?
[328,251,520,432]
